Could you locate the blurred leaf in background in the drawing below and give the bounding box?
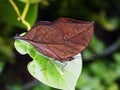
[0,0,38,28]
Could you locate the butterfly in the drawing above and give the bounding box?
[14,18,94,62]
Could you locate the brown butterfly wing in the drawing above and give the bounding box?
[15,18,94,61]
[48,18,94,60]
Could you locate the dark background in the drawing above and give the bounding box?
[0,0,120,90]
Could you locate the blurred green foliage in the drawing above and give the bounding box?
[0,0,120,90]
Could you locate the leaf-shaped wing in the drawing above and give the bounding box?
[14,18,94,61]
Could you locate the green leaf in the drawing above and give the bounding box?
[113,52,120,62]
[93,11,119,31]
[77,73,105,90]
[0,0,38,28]
[90,36,106,54]
[107,83,119,90]
[14,39,82,90]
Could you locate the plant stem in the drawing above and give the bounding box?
[9,0,31,30]
[21,19,31,30]
[22,1,30,19]
[9,0,21,17]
